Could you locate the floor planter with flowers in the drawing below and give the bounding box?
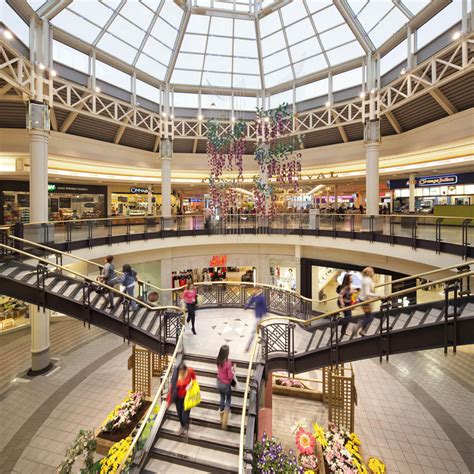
[272,376,323,401]
[94,391,151,455]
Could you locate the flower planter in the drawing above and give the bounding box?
[94,399,151,455]
[272,383,323,401]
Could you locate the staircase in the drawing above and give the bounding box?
[142,354,251,473]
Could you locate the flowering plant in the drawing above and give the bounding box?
[254,432,303,473]
[299,454,319,470]
[275,377,306,388]
[58,429,98,474]
[100,391,145,434]
[99,436,132,473]
[295,428,315,455]
[367,457,386,474]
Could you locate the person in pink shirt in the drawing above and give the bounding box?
[183,281,197,335]
[216,344,234,430]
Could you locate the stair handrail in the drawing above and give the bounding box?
[117,323,186,473]
[0,242,181,313]
[7,235,472,309]
[238,331,261,474]
[259,269,474,330]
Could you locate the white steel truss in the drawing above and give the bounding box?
[0,35,473,144]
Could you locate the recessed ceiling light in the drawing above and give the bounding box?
[325,101,331,107]
[400,68,407,75]
[198,114,203,121]
[231,116,235,122]
[170,114,174,119]
[452,31,461,40]
[162,112,167,118]
[3,30,13,40]
[359,92,365,99]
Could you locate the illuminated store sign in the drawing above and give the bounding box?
[418,175,457,186]
[130,187,150,194]
[210,255,227,267]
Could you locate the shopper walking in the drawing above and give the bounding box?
[183,281,198,335]
[167,362,196,436]
[337,273,354,338]
[101,255,116,309]
[119,264,138,310]
[356,267,379,336]
[216,345,234,430]
[244,290,267,352]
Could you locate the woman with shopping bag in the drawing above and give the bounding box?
[166,362,199,436]
[216,345,236,430]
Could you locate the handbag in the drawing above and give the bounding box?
[184,380,201,411]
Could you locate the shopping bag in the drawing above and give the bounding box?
[184,380,201,411]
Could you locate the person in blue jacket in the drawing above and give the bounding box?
[244,290,267,352]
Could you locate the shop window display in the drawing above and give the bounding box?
[0,296,28,332]
[171,265,255,288]
[270,265,297,291]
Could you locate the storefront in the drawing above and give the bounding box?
[388,172,474,212]
[270,259,297,290]
[0,181,107,225]
[181,197,203,214]
[109,186,179,217]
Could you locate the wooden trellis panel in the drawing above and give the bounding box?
[322,365,345,403]
[132,346,151,396]
[152,352,168,377]
[327,368,355,432]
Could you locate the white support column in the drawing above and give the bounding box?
[29,129,49,222]
[365,141,380,216]
[160,138,172,218]
[147,185,153,216]
[295,245,301,294]
[29,305,52,373]
[334,184,338,206]
[409,173,416,213]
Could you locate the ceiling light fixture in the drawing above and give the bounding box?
[452,31,461,40]
[162,112,167,118]
[39,63,45,70]
[370,89,375,94]
[400,68,407,75]
[51,70,57,77]
[198,114,203,121]
[170,114,174,119]
[3,30,13,40]
[325,101,331,108]
[95,86,101,93]
[231,116,235,122]
[264,116,270,122]
[359,92,365,99]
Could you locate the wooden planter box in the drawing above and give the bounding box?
[272,384,323,401]
[94,399,152,455]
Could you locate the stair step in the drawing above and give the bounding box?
[406,310,425,328]
[144,458,208,473]
[151,438,238,473]
[190,360,248,379]
[196,376,245,397]
[167,406,242,433]
[185,353,249,369]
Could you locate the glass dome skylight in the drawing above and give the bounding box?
[22,0,457,93]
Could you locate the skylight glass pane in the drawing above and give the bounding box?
[175,53,204,70]
[265,66,293,88]
[354,0,392,32]
[209,16,234,37]
[326,41,364,66]
[332,67,362,91]
[173,92,199,108]
[293,54,327,78]
[233,57,259,74]
[119,1,152,29]
[142,37,172,65]
[285,18,314,45]
[380,39,407,75]
[313,6,344,33]
[204,55,233,72]
[202,71,232,88]
[290,38,321,63]
[234,96,258,111]
[234,19,256,39]
[400,0,430,15]
[306,1,332,14]
[52,9,101,42]
[136,54,167,80]
[369,7,407,48]
[68,2,114,28]
[187,15,210,33]
[206,36,233,55]
[201,94,232,109]
[136,80,160,103]
[263,49,291,73]
[96,60,131,91]
[280,2,307,26]
[172,69,202,85]
[1,2,29,45]
[416,1,461,50]
[181,34,208,53]
[108,16,146,48]
[159,1,183,26]
[261,30,285,56]
[320,24,355,50]
[259,11,281,37]
[97,33,137,63]
[53,40,89,74]
[270,89,293,108]
[296,78,329,101]
[27,0,46,10]
[152,18,178,48]
[234,39,258,58]
[233,74,261,89]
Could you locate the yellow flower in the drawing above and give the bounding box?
[312,423,327,448]
[367,457,385,474]
[350,432,362,446]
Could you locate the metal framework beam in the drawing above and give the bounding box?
[0,83,14,97]
[429,88,457,115]
[60,110,78,133]
[50,107,58,131]
[385,110,403,134]
[164,5,192,84]
[114,117,129,144]
[36,0,72,21]
[334,0,375,54]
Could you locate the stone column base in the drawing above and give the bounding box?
[28,347,53,376]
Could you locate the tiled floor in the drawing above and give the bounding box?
[0,311,472,473]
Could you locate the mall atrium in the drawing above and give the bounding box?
[0,0,473,473]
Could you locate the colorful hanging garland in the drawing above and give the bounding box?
[206,119,246,219]
[253,103,303,219]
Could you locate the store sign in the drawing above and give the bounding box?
[210,255,227,267]
[418,175,458,187]
[48,184,57,192]
[130,187,150,194]
[47,183,100,193]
